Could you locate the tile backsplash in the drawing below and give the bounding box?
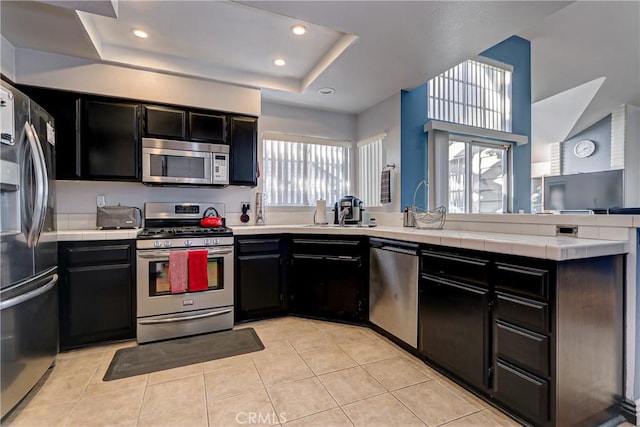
[55,181,639,242]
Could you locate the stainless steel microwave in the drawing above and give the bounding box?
[142,138,229,186]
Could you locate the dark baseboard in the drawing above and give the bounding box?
[621,398,638,425]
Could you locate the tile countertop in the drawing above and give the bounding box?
[55,225,628,261]
[57,229,141,241]
[230,225,628,261]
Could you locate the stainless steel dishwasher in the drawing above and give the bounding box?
[369,238,419,348]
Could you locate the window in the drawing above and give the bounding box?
[447,139,510,213]
[262,134,351,206]
[357,134,385,208]
[428,58,512,132]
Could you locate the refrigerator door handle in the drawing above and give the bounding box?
[30,122,49,245]
[24,121,47,248]
[0,274,58,311]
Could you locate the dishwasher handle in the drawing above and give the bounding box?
[377,246,418,256]
[370,238,418,256]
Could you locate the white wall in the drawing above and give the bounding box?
[1,36,16,82]
[14,48,260,115]
[259,101,357,142]
[356,93,401,213]
[625,104,640,207]
[56,181,253,228]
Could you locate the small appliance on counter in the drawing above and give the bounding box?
[97,205,142,229]
[334,195,364,225]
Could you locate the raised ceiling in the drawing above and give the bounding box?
[2,0,570,114]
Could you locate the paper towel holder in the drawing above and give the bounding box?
[313,199,328,225]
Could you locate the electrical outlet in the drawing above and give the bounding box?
[97,195,106,208]
[241,202,251,213]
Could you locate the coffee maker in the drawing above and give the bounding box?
[334,196,364,225]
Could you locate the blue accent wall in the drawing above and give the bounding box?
[481,36,532,212]
[401,84,428,209]
[399,35,532,212]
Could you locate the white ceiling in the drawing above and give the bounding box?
[2,1,569,114]
[2,0,637,151]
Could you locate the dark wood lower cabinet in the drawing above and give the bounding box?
[58,240,135,350]
[289,237,367,322]
[419,247,624,427]
[235,238,285,322]
[419,273,490,391]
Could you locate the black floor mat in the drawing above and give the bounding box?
[103,328,264,381]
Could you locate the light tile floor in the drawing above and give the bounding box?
[4,317,534,426]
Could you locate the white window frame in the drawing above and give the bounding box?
[427,56,513,132]
[357,132,387,208]
[426,120,527,213]
[262,132,352,207]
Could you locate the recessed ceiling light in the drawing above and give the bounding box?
[291,24,307,36]
[317,87,336,95]
[274,58,286,66]
[132,29,148,39]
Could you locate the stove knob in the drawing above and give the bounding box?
[153,240,162,248]
[204,239,212,246]
[184,239,192,247]
[213,238,221,245]
[164,240,172,248]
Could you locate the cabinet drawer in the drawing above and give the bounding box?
[66,244,131,266]
[495,292,549,333]
[495,262,549,299]
[495,320,549,377]
[292,238,362,257]
[237,238,280,254]
[494,360,549,424]
[421,250,489,286]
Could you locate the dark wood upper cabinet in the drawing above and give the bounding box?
[143,105,186,140]
[230,116,258,186]
[17,85,81,180]
[81,99,141,181]
[189,112,227,143]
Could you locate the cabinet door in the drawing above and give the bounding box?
[290,255,325,316]
[323,257,363,320]
[144,105,186,140]
[230,116,257,186]
[419,274,490,390]
[189,112,226,143]
[81,100,140,180]
[17,86,81,180]
[236,253,283,320]
[60,263,134,349]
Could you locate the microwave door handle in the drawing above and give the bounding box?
[30,122,49,246]
[24,122,46,249]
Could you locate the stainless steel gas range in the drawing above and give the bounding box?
[136,202,234,344]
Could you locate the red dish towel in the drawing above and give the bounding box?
[188,250,209,292]
[168,251,188,294]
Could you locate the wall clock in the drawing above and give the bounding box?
[574,139,596,158]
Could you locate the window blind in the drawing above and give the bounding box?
[263,137,351,206]
[428,59,512,132]
[357,136,384,208]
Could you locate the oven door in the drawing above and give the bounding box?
[142,147,213,185]
[136,246,233,317]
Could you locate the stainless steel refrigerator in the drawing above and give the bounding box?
[1,81,58,419]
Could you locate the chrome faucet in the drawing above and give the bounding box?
[338,207,350,226]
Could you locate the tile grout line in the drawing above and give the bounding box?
[134,372,151,424]
[251,356,283,425]
[61,360,101,427]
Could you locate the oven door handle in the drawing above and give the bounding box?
[138,248,233,259]
[138,308,232,325]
